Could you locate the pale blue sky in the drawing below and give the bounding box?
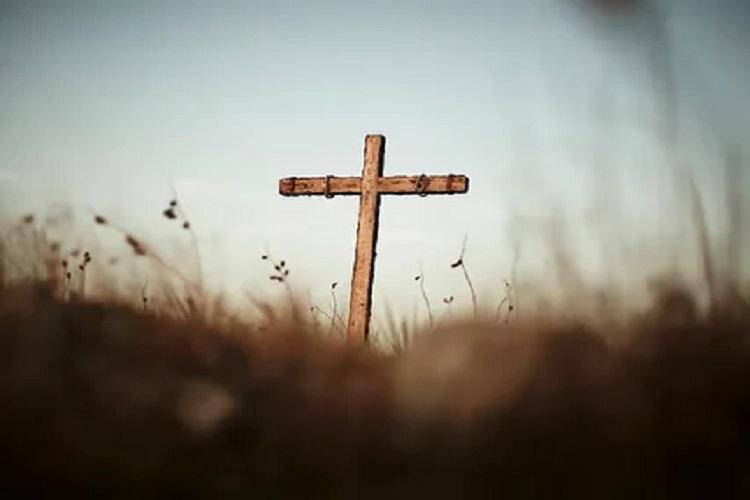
[1,0,748,325]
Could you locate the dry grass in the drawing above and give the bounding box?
[1,209,750,497]
[1,274,749,497]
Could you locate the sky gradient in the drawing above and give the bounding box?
[1,0,748,327]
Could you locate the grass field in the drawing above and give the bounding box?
[1,211,750,497]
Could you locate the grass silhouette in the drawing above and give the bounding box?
[1,208,749,498]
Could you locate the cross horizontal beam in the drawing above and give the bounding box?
[279,174,469,197]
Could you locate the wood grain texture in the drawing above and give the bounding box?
[279,174,469,196]
[346,134,384,344]
[277,134,470,345]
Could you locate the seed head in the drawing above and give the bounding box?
[163,208,177,220]
[450,259,463,269]
[331,282,337,289]
[94,215,108,225]
[21,214,34,224]
[125,235,147,256]
[169,200,177,207]
[182,221,190,230]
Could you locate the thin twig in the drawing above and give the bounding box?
[141,281,149,312]
[262,248,295,316]
[495,296,508,323]
[330,282,339,336]
[510,241,521,319]
[311,306,345,336]
[495,280,514,324]
[170,181,205,293]
[451,234,477,316]
[415,263,434,328]
[688,176,716,313]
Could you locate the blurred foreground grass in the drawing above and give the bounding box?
[1,280,749,498]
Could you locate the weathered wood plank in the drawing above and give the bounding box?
[278,174,469,196]
[279,176,361,196]
[278,134,470,345]
[346,134,384,344]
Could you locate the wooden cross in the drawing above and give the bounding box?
[279,134,469,344]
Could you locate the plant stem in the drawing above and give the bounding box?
[418,271,434,328]
[461,262,477,317]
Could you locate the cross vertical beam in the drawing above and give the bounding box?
[278,134,469,345]
[347,134,384,344]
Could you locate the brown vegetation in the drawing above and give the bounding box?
[1,210,749,497]
[0,287,749,496]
